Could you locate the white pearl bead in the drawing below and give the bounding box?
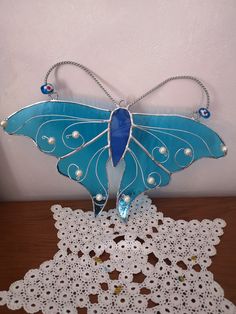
[123,195,131,203]
[95,194,103,201]
[184,148,192,156]
[48,137,55,145]
[75,169,83,178]
[221,145,228,154]
[0,120,7,128]
[147,176,155,185]
[159,146,167,155]
[72,131,80,139]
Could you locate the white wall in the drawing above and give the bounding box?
[0,0,235,201]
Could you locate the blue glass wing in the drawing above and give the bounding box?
[117,113,226,220]
[57,132,109,216]
[117,138,170,220]
[4,100,110,158]
[4,100,111,214]
[132,114,226,173]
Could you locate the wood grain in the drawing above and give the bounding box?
[0,197,235,314]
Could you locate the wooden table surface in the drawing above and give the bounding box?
[0,197,235,314]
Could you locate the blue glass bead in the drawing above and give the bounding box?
[110,108,131,167]
[198,107,211,119]
[118,197,130,221]
[40,83,54,94]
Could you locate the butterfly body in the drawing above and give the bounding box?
[109,108,132,167]
[1,100,227,220]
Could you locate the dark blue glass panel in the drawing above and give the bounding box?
[110,108,131,167]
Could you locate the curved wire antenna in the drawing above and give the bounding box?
[44,61,120,108]
[127,75,210,111]
[44,62,210,113]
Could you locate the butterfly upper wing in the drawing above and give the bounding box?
[132,114,226,172]
[5,100,110,157]
[4,100,111,214]
[117,113,226,219]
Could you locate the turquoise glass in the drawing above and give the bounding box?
[117,113,225,219]
[5,101,110,158]
[58,132,109,216]
[3,101,226,220]
[4,100,111,216]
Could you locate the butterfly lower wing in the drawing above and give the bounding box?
[117,138,170,220]
[117,113,226,220]
[4,100,110,158]
[3,100,111,215]
[58,132,109,216]
[132,114,226,173]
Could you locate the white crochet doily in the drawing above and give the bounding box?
[0,194,235,314]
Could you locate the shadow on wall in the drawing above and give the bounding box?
[0,145,21,201]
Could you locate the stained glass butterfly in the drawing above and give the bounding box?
[0,62,227,220]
